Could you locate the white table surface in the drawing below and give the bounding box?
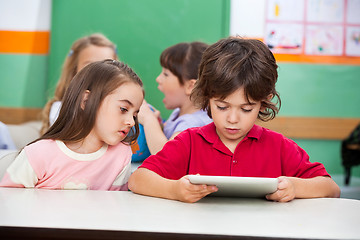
[0,187,359,239]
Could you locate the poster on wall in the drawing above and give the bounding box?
[346,0,360,56]
[346,26,360,56]
[264,0,360,63]
[266,23,303,54]
[305,25,344,56]
[265,0,304,54]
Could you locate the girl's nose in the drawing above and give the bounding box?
[125,115,135,127]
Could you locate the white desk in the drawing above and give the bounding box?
[0,187,359,240]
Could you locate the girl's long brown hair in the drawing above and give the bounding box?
[34,60,143,145]
[40,33,118,135]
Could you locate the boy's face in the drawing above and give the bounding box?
[156,68,188,110]
[209,87,261,151]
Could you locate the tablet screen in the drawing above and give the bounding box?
[188,175,278,198]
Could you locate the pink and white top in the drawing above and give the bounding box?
[0,139,132,191]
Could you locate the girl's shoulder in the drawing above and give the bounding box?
[107,142,132,154]
[190,110,212,124]
[25,139,56,150]
[105,143,132,165]
[23,139,59,164]
[167,108,181,122]
[170,110,211,130]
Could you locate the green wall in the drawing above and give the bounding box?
[277,63,360,118]
[0,54,48,107]
[48,0,230,118]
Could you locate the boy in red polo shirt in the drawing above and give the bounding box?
[129,37,340,203]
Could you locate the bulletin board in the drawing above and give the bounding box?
[264,0,360,64]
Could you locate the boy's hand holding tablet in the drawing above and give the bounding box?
[174,175,218,203]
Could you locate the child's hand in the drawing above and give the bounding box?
[265,176,295,202]
[174,176,218,203]
[138,100,160,124]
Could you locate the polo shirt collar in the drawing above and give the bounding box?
[246,124,263,140]
[198,122,218,144]
[198,123,263,155]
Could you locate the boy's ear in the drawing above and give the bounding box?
[184,79,197,95]
[80,90,90,110]
[260,94,273,111]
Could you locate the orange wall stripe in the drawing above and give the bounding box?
[0,31,50,55]
[274,54,360,65]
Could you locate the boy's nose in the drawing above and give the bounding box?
[227,109,239,123]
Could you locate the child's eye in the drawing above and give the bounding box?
[242,108,252,113]
[217,105,227,111]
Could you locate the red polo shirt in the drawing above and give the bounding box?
[140,123,330,180]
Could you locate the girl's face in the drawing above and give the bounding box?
[156,68,188,109]
[91,82,143,146]
[209,87,261,152]
[77,45,116,72]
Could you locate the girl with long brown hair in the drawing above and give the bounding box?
[1,60,144,190]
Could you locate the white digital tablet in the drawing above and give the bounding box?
[188,175,278,198]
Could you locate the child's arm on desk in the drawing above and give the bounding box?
[266,176,340,202]
[128,168,218,203]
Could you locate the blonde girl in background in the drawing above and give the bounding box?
[0,60,144,190]
[40,33,118,135]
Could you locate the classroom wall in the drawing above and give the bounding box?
[1,0,359,179]
[48,0,230,120]
[230,0,360,179]
[0,0,51,110]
